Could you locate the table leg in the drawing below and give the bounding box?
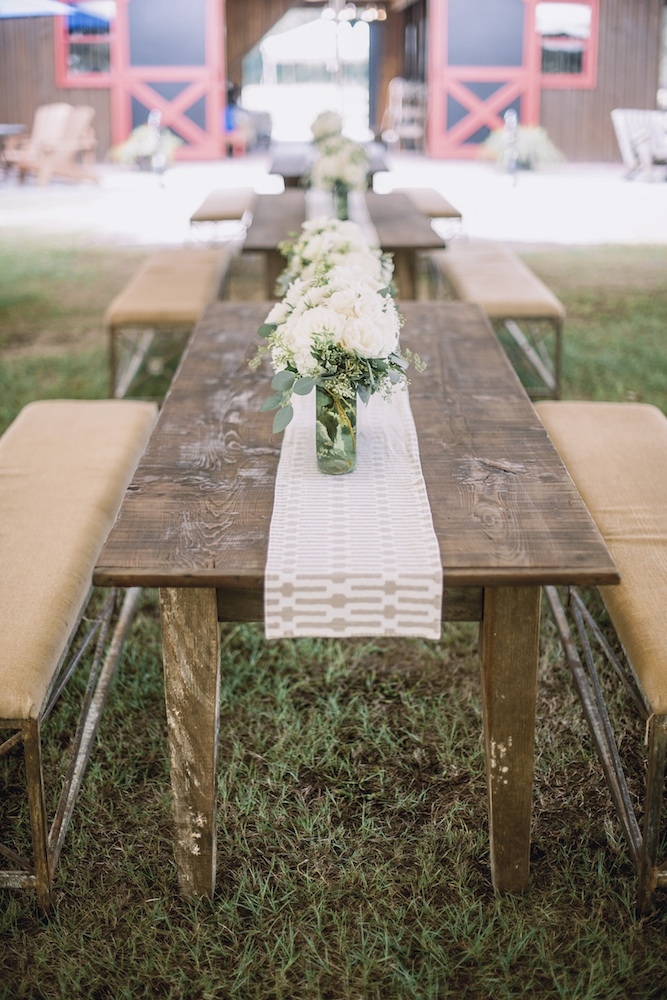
[159,587,220,896]
[266,249,283,298]
[391,249,417,300]
[480,585,541,893]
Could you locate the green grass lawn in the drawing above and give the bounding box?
[1,236,667,998]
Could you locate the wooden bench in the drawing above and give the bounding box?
[0,399,157,909]
[105,247,231,398]
[536,400,667,914]
[430,239,565,399]
[189,186,256,225]
[391,186,462,222]
[391,186,463,240]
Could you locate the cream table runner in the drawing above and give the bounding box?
[264,389,443,639]
[305,189,379,246]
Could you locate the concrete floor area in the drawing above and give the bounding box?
[1,145,666,248]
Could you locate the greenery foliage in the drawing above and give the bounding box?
[480,125,565,170]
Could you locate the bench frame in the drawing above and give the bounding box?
[546,584,667,914]
[107,249,230,398]
[433,259,563,399]
[109,324,188,399]
[497,315,562,399]
[0,586,140,911]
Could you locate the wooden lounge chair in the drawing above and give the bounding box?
[611,108,667,179]
[5,102,97,185]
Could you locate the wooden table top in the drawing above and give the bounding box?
[94,300,618,601]
[242,190,445,254]
[364,190,446,251]
[242,189,307,252]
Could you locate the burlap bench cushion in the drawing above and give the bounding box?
[0,399,157,720]
[190,186,257,223]
[104,247,231,330]
[392,187,462,220]
[536,400,667,714]
[431,240,565,320]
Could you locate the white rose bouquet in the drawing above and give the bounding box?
[250,264,422,434]
[276,216,394,297]
[310,109,343,144]
[309,134,370,193]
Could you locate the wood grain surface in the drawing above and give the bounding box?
[94,299,618,596]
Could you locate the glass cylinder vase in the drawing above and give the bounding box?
[333,182,349,221]
[315,386,356,475]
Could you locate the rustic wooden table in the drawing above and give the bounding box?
[94,300,619,899]
[242,189,445,299]
[269,141,388,188]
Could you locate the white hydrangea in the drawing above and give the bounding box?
[310,109,343,144]
[278,217,393,294]
[267,264,401,378]
[309,135,370,192]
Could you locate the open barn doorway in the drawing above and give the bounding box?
[239,5,373,143]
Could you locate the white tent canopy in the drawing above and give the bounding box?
[536,2,591,39]
[0,0,73,16]
[76,1,114,19]
[260,18,369,69]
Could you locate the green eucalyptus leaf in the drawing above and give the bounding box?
[258,322,277,339]
[260,391,284,411]
[273,404,294,434]
[293,376,316,395]
[271,370,296,390]
[357,384,371,404]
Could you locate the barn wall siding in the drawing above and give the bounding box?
[0,1,663,164]
[540,0,662,161]
[0,18,112,157]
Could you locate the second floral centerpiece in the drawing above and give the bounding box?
[307,110,370,221]
[250,218,422,476]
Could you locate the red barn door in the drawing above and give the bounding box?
[428,0,540,158]
[111,0,225,160]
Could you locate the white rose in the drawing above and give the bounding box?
[289,305,345,345]
[338,306,400,359]
[265,302,286,326]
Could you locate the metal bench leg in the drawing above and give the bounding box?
[639,715,667,914]
[545,585,667,914]
[23,720,52,910]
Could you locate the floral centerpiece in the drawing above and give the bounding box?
[250,262,422,475]
[310,109,343,145]
[309,134,370,219]
[108,111,183,172]
[275,216,394,298]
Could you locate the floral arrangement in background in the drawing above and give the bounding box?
[108,110,183,172]
[480,124,564,171]
[309,133,370,194]
[250,217,423,439]
[275,216,394,297]
[310,109,343,145]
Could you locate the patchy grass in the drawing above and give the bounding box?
[0,234,149,357]
[522,245,667,410]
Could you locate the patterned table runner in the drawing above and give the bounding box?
[305,189,379,247]
[264,389,443,639]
